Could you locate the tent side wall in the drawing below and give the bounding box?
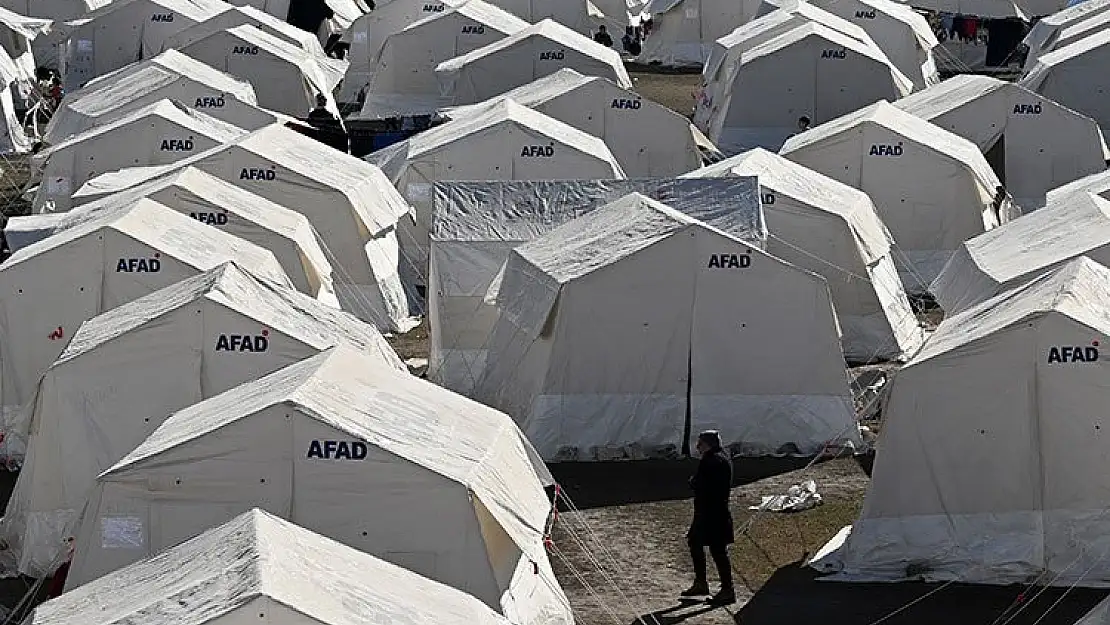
[838,322,1041,582]
[688,227,854,455]
[479,234,696,461]
[178,35,315,117]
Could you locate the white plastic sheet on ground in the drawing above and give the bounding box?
[0,263,404,579]
[428,177,764,395]
[749,479,822,512]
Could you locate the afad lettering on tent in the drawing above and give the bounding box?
[215,328,270,353]
[306,439,369,460]
[1047,339,1101,364]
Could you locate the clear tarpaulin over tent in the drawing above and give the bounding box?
[367,99,626,287]
[475,193,858,461]
[0,263,404,579]
[31,509,518,625]
[0,202,292,469]
[65,345,570,625]
[428,177,763,395]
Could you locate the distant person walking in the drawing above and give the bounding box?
[622,26,641,56]
[593,25,613,47]
[681,430,736,605]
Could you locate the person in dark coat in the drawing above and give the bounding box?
[681,430,736,605]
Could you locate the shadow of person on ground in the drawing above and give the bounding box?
[550,456,825,510]
[734,561,1108,625]
[632,598,722,625]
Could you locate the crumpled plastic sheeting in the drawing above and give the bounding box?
[432,178,765,245]
[749,480,823,512]
[28,508,520,625]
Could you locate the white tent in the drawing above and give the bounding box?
[780,100,1013,291]
[693,1,878,140]
[1021,30,1110,135]
[10,167,337,301]
[808,0,940,89]
[60,0,226,91]
[476,193,857,461]
[684,149,924,362]
[1,0,106,70]
[482,0,594,31]
[1022,0,1110,65]
[0,45,29,153]
[0,8,51,107]
[174,24,340,117]
[1,263,404,579]
[445,69,711,177]
[338,0,462,103]
[638,0,779,66]
[816,256,1110,585]
[72,124,416,332]
[1028,8,1110,65]
[931,192,1110,313]
[33,509,517,625]
[706,23,913,154]
[367,99,625,285]
[65,345,570,625]
[43,50,277,145]
[31,99,248,213]
[428,178,764,395]
[435,19,633,106]
[0,202,291,468]
[223,0,370,47]
[1048,167,1110,204]
[354,0,528,118]
[164,4,332,58]
[894,75,1109,210]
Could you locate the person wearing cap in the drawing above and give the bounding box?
[681,430,735,605]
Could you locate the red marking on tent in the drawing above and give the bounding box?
[154,253,161,258]
[48,326,63,341]
[1094,340,1100,347]
[261,329,269,336]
